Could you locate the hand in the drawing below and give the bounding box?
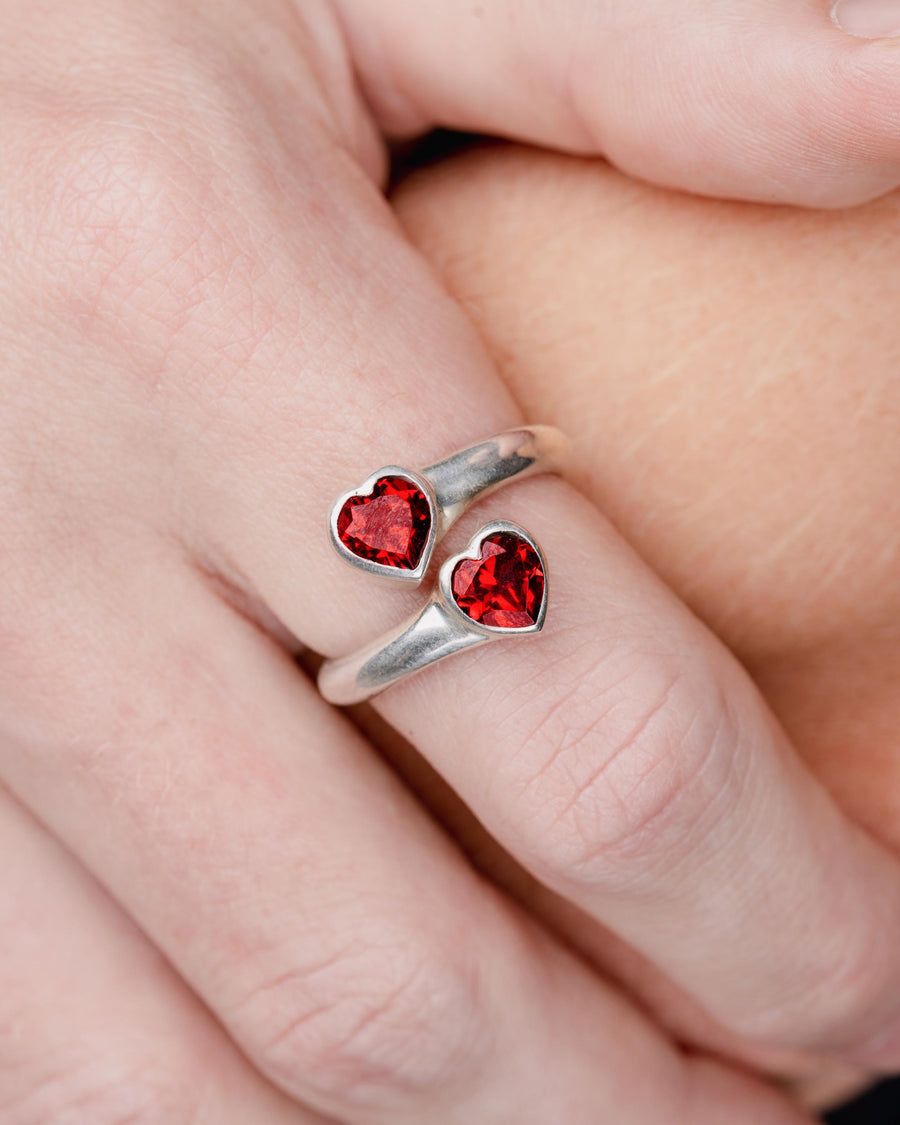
[394,138,900,1091]
[2,3,900,1124]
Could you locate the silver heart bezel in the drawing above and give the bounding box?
[329,466,438,585]
[438,520,548,636]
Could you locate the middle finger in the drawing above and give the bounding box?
[174,197,900,1068]
[0,549,807,1124]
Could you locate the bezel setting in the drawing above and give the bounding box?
[318,518,550,705]
[329,465,438,584]
[438,520,548,637]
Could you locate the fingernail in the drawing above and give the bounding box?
[833,0,900,38]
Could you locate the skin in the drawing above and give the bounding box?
[5,1,900,1121]
[393,145,900,850]
[392,140,900,1102]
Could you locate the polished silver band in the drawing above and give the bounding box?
[421,425,568,533]
[319,521,548,705]
[330,425,568,583]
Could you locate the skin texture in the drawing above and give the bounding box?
[392,141,900,1100]
[5,0,900,1121]
[393,144,900,849]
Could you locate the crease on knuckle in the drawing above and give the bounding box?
[230,935,487,1108]
[726,922,885,1050]
[512,650,738,885]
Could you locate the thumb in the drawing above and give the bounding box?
[332,0,900,207]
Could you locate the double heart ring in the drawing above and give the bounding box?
[318,426,567,705]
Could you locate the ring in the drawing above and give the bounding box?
[318,521,548,705]
[329,425,567,582]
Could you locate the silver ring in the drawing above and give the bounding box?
[329,425,567,583]
[318,521,548,705]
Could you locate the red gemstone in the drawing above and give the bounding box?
[337,475,432,570]
[452,533,544,629]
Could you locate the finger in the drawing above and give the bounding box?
[0,0,871,1089]
[387,140,900,1083]
[332,0,900,206]
[0,554,808,1125]
[233,413,900,1068]
[151,156,900,1064]
[369,479,900,1068]
[0,785,328,1125]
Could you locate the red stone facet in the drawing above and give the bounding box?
[451,533,544,629]
[337,476,431,570]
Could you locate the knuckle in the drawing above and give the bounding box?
[726,926,884,1050]
[814,54,900,203]
[231,933,487,1108]
[509,649,738,885]
[757,56,900,208]
[13,100,230,334]
[570,30,900,206]
[739,52,900,207]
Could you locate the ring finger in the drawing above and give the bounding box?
[0,538,808,1124]
[162,168,900,1067]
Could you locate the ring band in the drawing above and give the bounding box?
[329,425,567,583]
[319,521,548,705]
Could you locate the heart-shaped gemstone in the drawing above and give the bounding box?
[451,533,545,629]
[337,475,432,570]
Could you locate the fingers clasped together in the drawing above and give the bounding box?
[3,1,900,1123]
